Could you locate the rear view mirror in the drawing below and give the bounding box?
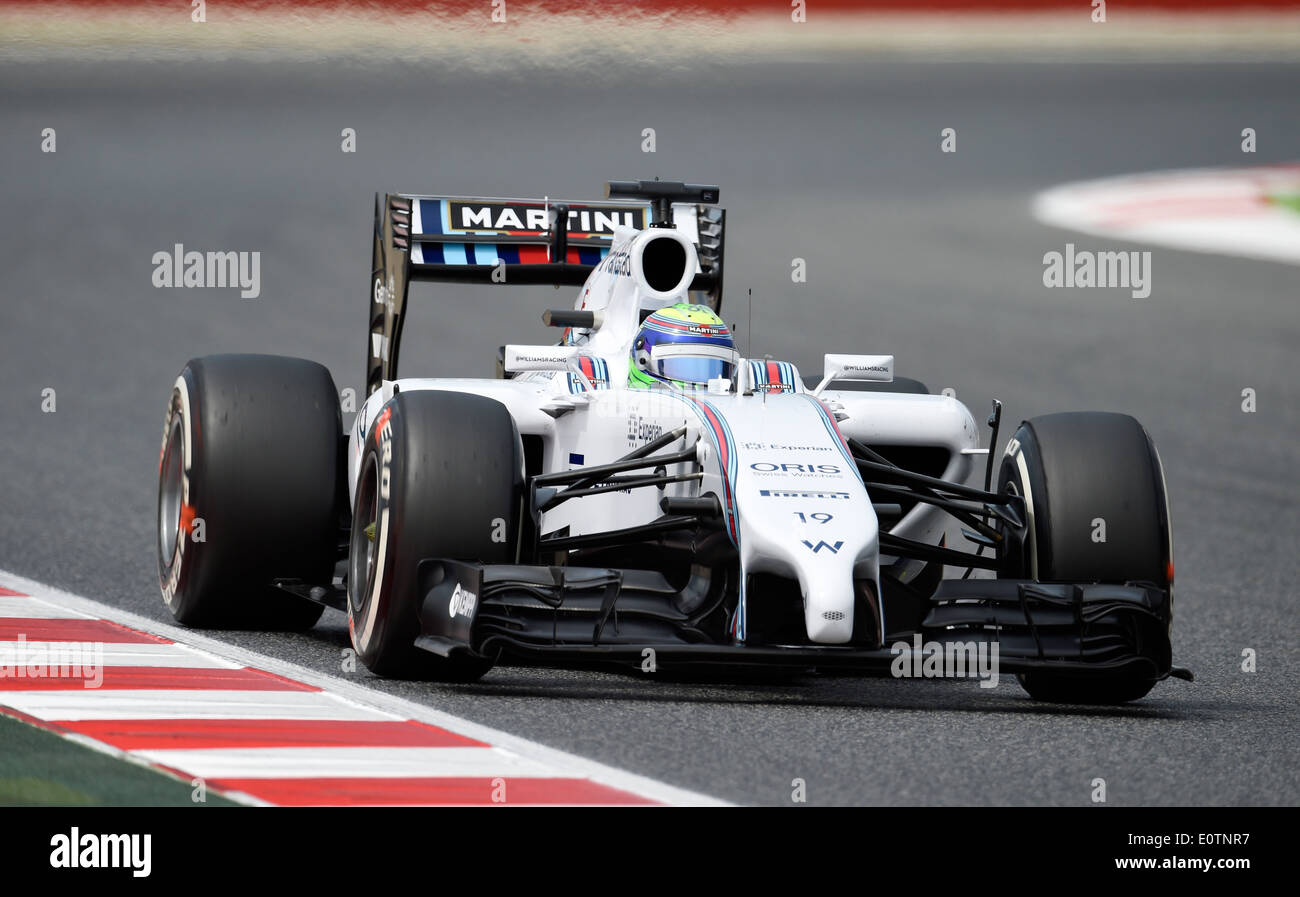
[813,354,895,394]
[503,345,578,373]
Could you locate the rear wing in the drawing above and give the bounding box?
[368,188,725,395]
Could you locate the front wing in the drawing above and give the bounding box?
[412,560,1187,685]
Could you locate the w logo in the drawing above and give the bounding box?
[802,540,843,554]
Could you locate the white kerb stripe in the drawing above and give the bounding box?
[132,746,566,780]
[0,595,92,619]
[0,641,240,669]
[0,689,398,722]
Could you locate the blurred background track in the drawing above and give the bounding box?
[4,0,1300,62]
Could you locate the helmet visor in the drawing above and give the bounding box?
[657,356,734,385]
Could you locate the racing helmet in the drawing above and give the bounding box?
[629,303,737,389]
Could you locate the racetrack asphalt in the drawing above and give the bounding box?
[1,58,1296,806]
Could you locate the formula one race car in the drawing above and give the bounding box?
[156,179,1190,703]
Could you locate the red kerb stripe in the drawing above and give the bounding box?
[0,666,320,692]
[0,618,171,644]
[211,776,660,806]
[56,718,486,750]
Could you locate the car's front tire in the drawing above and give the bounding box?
[997,412,1173,704]
[347,390,522,681]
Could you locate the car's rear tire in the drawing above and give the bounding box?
[347,391,522,681]
[997,412,1173,704]
[158,355,341,630]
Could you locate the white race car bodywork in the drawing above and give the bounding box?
[350,218,980,646]
[150,181,1179,701]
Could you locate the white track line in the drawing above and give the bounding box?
[0,568,729,807]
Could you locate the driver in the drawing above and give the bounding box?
[628,303,737,390]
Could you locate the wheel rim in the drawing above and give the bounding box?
[1001,479,1033,579]
[158,415,185,563]
[349,454,380,615]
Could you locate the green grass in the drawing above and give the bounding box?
[1267,193,1300,215]
[0,712,240,806]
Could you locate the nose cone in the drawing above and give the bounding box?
[798,553,860,643]
[700,391,883,645]
[732,460,880,644]
[795,523,879,644]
